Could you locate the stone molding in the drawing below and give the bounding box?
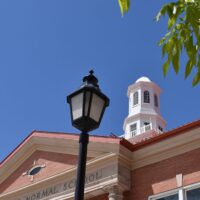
[132,127,200,169]
[104,185,124,200]
[0,134,120,185]
[0,152,130,200]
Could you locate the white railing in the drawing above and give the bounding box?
[140,124,152,134]
[120,124,163,139]
[130,130,137,137]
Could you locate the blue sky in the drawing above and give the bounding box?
[0,0,199,162]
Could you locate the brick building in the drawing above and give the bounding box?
[0,77,200,200]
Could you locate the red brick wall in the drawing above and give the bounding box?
[0,150,79,194]
[2,147,200,200]
[124,148,200,200]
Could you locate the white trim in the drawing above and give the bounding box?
[131,127,200,170]
[148,188,179,200]
[149,182,200,200]
[179,189,184,200]
[184,181,200,190]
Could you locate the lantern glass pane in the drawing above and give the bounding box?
[84,91,91,117]
[71,93,83,120]
[90,93,104,122]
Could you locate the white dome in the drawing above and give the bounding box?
[136,76,151,83]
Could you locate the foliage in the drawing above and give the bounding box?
[118,0,130,16]
[118,0,200,86]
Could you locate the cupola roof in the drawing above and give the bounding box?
[136,76,151,83]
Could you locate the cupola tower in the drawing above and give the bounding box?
[123,77,166,139]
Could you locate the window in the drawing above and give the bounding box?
[156,194,178,200]
[130,123,137,131]
[130,123,137,136]
[149,183,200,200]
[144,90,150,103]
[154,94,159,107]
[144,122,151,131]
[149,191,179,200]
[158,126,163,132]
[28,166,42,176]
[133,92,139,105]
[186,187,200,200]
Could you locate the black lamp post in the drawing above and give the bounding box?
[67,70,109,200]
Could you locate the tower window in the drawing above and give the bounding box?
[144,122,151,131]
[154,94,159,107]
[133,91,138,105]
[144,122,150,126]
[144,90,150,103]
[130,123,137,136]
[158,126,163,132]
[130,123,137,131]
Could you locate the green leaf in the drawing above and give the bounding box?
[118,0,130,16]
[186,3,200,39]
[122,0,200,86]
[197,54,200,69]
[185,60,193,78]
[168,17,176,29]
[163,59,170,77]
[156,5,169,21]
[159,38,165,46]
[165,37,174,52]
[166,4,174,18]
[162,44,166,57]
[172,47,180,73]
[175,23,183,30]
[192,72,200,86]
[185,35,197,64]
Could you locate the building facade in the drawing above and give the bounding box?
[0,77,200,200]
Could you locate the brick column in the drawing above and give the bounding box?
[106,186,123,200]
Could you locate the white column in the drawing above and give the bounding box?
[107,186,123,200]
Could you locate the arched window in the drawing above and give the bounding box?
[154,94,158,107]
[133,91,138,105]
[144,90,150,103]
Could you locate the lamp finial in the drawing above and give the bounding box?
[82,70,99,90]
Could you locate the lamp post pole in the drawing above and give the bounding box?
[75,131,89,200]
[67,70,109,200]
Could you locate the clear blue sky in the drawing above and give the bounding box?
[0,0,199,162]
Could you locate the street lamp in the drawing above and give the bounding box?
[67,70,109,200]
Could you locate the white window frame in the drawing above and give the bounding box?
[149,182,200,200]
[154,94,159,107]
[144,90,150,103]
[130,123,137,137]
[148,188,179,200]
[133,91,139,106]
[184,182,200,200]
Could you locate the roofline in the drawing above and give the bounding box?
[0,130,35,167]
[0,130,120,167]
[129,119,200,151]
[1,119,200,167]
[34,130,119,139]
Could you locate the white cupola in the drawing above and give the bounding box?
[123,76,166,139]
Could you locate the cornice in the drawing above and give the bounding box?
[127,81,161,97]
[131,126,200,170]
[0,133,120,185]
[123,112,166,130]
[131,119,200,151]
